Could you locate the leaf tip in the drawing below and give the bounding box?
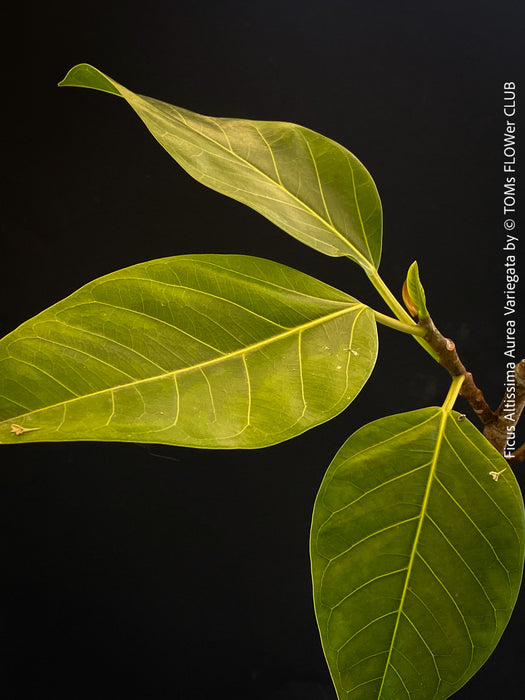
[58,63,122,97]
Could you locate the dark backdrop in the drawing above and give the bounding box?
[1,1,523,698]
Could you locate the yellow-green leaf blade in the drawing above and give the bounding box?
[0,255,377,448]
[59,64,382,270]
[311,408,525,699]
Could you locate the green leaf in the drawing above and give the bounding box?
[311,406,525,699]
[402,261,428,320]
[59,64,382,271]
[0,254,377,448]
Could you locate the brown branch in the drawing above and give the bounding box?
[418,316,524,460]
[484,359,525,463]
[419,316,497,424]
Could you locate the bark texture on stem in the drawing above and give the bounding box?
[484,359,525,464]
[418,316,524,463]
[419,316,497,423]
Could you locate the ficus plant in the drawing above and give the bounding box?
[1,64,524,699]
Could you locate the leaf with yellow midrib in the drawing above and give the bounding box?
[59,63,382,270]
[0,254,377,447]
[311,407,525,699]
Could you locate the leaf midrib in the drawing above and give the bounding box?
[133,93,375,269]
[377,407,449,699]
[2,302,368,426]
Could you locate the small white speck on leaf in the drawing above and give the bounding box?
[11,424,39,436]
[489,469,506,482]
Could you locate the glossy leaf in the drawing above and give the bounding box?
[0,254,377,448]
[59,64,382,271]
[311,407,525,699]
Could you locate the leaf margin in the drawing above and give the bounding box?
[310,383,525,699]
[59,63,383,271]
[0,253,379,449]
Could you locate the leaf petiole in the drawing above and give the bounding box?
[366,268,439,361]
[442,373,465,413]
[372,310,427,336]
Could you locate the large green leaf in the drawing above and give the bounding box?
[59,64,382,271]
[0,254,377,448]
[311,405,525,699]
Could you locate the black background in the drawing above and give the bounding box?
[1,1,524,698]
